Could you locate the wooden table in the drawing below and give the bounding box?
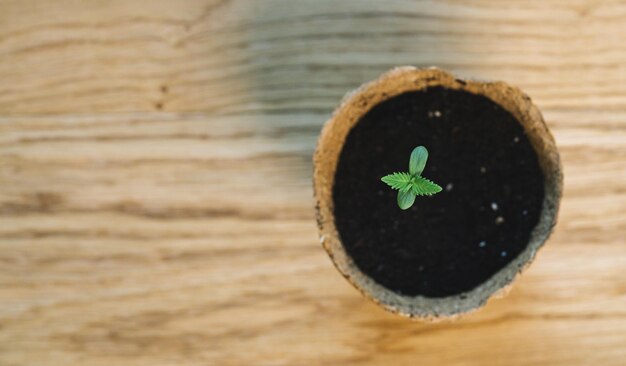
[1,1,625,365]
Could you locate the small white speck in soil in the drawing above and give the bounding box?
[495,216,505,225]
[428,110,442,118]
[513,136,520,143]
[446,183,454,191]
[491,202,498,211]
[522,209,528,215]
[480,166,487,173]
[501,251,508,257]
[479,241,486,248]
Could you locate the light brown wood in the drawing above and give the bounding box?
[0,1,624,365]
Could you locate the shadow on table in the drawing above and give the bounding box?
[234,0,467,182]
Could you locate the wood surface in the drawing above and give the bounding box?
[0,0,625,365]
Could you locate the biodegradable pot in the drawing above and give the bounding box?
[313,67,562,320]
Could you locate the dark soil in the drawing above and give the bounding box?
[333,87,544,298]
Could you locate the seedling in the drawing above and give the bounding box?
[381,146,442,210]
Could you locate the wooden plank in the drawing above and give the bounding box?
[0,1,625,365]
[0,0,625,115]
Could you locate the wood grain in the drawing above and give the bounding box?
[0,1,625,365]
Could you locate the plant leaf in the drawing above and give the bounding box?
[409,146,429,176]
[397,190,416,210]
[381,172,413,193]
[410,176,443,196]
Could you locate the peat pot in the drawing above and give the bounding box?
[313,67,563,320]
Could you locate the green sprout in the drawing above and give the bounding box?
[381,146,442,210]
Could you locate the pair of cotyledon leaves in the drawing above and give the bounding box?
[381,146,442,210]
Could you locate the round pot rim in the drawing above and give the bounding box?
[313,66,563,321]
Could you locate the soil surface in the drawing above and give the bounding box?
[333,87,544,298]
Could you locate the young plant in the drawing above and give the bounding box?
[381,146,442,210]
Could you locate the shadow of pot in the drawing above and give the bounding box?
[313,67,563,321]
